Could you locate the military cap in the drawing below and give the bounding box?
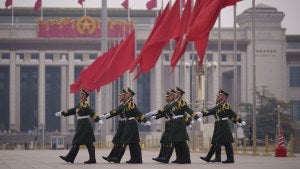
[170,89,176,94]
[127,87,136,96]
[176,86,185,94]
[165,91,171,97]
[119,89,127,96]
[218,89,229,97]
[80,88,90,97]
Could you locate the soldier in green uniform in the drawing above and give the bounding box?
[166,87,202,164]
[200,89,246,163]
[109,87,151,164]
[146,89,176,163]
[101,89,127,163]
[55,88,103,164]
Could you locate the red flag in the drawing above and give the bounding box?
[121,0,129,9]
[187,0,240,41]
[70,45,118,93]
[148,0,180,45]
[146,0,157,10]
[186,0,240,65]
[78,0,85,6]
[170,0,192,68]
[95,30,135,88]
[129,2,171,73]
[5,0,12,9]
[34,0,41,12]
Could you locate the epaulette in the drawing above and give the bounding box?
[222,102,230,111]
[128,101,136,110]
[80,101,89,108]
[178,100,187,109]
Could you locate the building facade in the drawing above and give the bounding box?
[0,4,299,148]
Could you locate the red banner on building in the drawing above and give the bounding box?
[37,16,134,38]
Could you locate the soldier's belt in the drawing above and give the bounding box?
[171,115,184,120]
[216,117,228,121]
[77,115,89,120]
[126,117,135,120]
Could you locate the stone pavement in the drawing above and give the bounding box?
[0,149,299,169]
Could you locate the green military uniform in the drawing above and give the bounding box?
[102,90,126,162]
[162,87,201,164]
[152,91,177,163]
[59,89,101,164]
[110,88,149,164]
[201,89,243,163]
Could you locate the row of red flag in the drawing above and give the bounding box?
[5,0,157,11]
[71,0,240,93]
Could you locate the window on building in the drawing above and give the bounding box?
[290,66,300,87]
[31,53,39,60]
[45,53,53,60]
[236,53,241,62]
[1,53,10,59]
[291,101,300,121]
[206,54,213,61]
[164,53,169,62]
[90,53,97,60]
[221,54,227,62]
[74,53,82,60]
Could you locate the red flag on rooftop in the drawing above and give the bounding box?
[78,0,85,6]
[146,0,157,10]
[5,0,12,9]
[121,0,129,9]
[34,0,41,12]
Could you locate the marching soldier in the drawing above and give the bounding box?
[109,87,151,163]
[55,88,103,164]
[200,89,246,164]
[154,87,202,164]
[101,89,127,163]
[146,89,176,163]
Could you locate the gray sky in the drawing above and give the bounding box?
[1,0,299,34]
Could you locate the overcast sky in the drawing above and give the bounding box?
[1,0,299,34]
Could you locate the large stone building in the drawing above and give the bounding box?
[0,4,299,151]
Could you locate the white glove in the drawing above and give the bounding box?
[191,120,195,125]
[145,111,154,117]
[188,124,193,129]
[145,121,151,126]
[151,116,157,119]
[98,120,104,125]
[152,110,158,114]
[196,111,203,118]
[55,111,62,117]
[241,121,246,126]
[197,117,202,122]
[100,113,110,119]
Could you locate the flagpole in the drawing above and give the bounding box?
[41,0,43,21]
[84,2,87,16]
[217,14,221,89]
[11,4,14,27]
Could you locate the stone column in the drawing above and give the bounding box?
[38,52,46,130]
[67,52,75,131]
[9,51,17,131]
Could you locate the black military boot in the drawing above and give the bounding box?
[84,144,96,164]
[152,144,165,162]
[102,144,119,162]
[159,145,174,163]
[126,143,142,164]
[60,144,79,163]
[110,144,126,163]
[181,141,191,164]
[171,143,181,163]
[222,143,234,163]
[210,144,221,162]
[200,144,216,163]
